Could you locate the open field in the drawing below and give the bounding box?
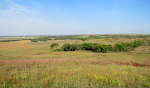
[0,35,150,88]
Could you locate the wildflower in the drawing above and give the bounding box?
[93,74,105,80]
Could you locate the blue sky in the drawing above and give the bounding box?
[0,0,150,36]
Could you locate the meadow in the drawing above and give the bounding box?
[0,34,150,88]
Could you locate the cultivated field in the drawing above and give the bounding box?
[0,35,150,88]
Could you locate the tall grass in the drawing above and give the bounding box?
[0,64,150,88]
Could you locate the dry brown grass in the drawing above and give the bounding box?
[0,37,150,88]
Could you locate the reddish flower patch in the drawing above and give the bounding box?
[90,61,150,67]
[0,58,71,64]
[0,58,150,67]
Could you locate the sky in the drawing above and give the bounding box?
[0,0,150,36]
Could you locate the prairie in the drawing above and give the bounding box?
[0,35,150,88]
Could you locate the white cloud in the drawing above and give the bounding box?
[0,0,89,36]
[0,0,52,35]
[0,0,83,35]
[0,0,29,16]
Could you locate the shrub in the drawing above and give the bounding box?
[50,43,59,48]
[113,40,142,52]
[91,45,112,53]
[31,37,49,42]
[113,43,128,52]
[80,43,112,53]
[91,44,105,53]
[61,44,80,51]
[0,40,21,42]
[80,43,98,50]
[61,40,142,52]
[103,45,113,51]
[31,39,39,42]
[132,40,142,47]
[79,38,88,41]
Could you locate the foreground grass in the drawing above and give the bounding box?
[0,37,150,88]
[0,63,150,88]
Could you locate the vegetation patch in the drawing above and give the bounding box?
[61,40,142,53]
[30,37,50,42]
[0,40,21,42]
[50,43,59,49]
[61,44,80,51]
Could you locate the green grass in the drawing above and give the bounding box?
[0,36,150,88]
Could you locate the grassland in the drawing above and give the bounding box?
[0,35,150,88]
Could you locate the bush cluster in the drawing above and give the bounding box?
[31,37,50,42]
[113,40,142,52]
[79,43,112,53]
[0,40,21,42]
[61,40,142,53]
[61,44,80,51]
[50,43,59,48]
[92,45,112,53]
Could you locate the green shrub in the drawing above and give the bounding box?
[103,45,113,51]
[113,43,128,52]
[50,43,59,48]
[80,43,98,50]
[61,40,142,52]
[132,40,142,47]
[31,39,39,42]
[80,43,112,53]
[91,44,105,53]
[61,44,80,51]
[0,40,21,42]
[31,37,50,42]
[91,45,112,53]
[113,40,142,52]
